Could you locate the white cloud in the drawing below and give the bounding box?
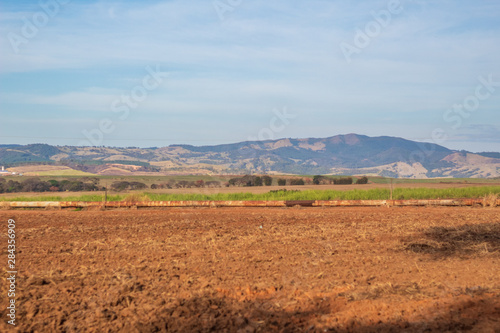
[0,0,499,150]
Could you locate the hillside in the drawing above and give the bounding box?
[0,134,499,178]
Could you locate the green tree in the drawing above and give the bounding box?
[356,176,369,184]
[290,178,305,185]
[262,176,273,186]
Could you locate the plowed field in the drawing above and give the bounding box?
[1,207,499,332]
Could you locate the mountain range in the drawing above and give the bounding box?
[1,134,499,178]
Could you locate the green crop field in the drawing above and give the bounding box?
[1,186,499,202]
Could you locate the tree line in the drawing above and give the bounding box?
[0,175,370,194]
[0,178,103,193]
[148,175,369,189]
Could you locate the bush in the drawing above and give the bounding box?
[262,176,273,186]
[176,180,190,188]
[111,181,130,191]
[290,178,305,185]
[123,193,150,203]
[21,178,51,192]
[356,176,369,185]
[277,178,287,186]
[6,180,22,193]
[313,175,331,185]
[334,177,353,185]
[228,175,262,187]
[48,180,59,187]
[129,182,147,190]
[269,189,300,193]
[240,175,256,186]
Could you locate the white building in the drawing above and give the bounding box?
[0,166,12,176]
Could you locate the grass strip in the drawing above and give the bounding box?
[1,186,499,202]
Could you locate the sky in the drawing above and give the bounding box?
[0,0,499,152]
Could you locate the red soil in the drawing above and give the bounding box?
[1,207,499,332]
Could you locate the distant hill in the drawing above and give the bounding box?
[0,135,499,178]
[477,152,500,159]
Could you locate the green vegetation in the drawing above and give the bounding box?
[0,177,103,193]
[366,177,499,184]
[356,176,369,184]
[2,186,499,202]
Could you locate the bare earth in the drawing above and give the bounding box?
[1,207,499,332]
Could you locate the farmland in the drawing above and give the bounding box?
[1,207,499,332]
[0,173,499,202]
[1,185,499,203]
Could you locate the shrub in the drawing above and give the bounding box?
[254,177,263,186]
[277,178,287,186]
[334,177,353,185]
[240,175,256,186]
[111,181,130,191]
[6,180,22,193]
[123,193,150,203]
[228,175,262,187]
[356,176,369,185]
[21,178,51,192]
[129,182,147,190]
[313,175,331,185]
[48,180,59,187]
[290,178,305,185]
[262,176,273,186]
[176,180,190,188]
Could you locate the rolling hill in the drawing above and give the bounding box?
[0,134,499,178]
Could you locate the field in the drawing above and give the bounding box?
[1,207,499,332]
[1,184,499,202]
[6,165,95,176]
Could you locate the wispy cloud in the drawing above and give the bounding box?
[453,124,500,143]
[0,0,499,150]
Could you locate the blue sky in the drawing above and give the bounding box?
[0,0,499,152]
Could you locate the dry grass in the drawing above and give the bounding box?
[482,193,498,207]
[339,282,424,301]
[122,193,151,203]
[404,223,500,257]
